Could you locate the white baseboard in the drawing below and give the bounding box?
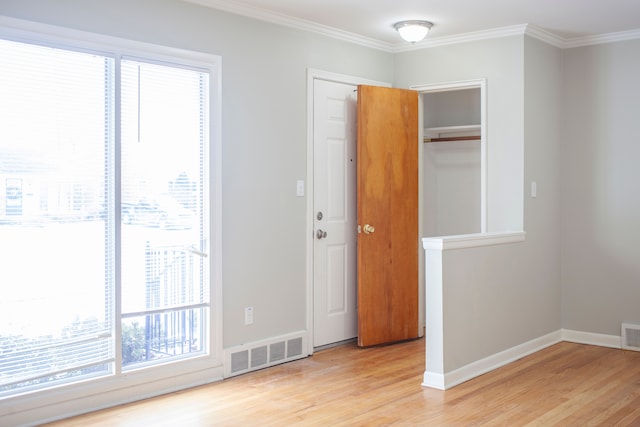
[562,328,621,349]
[424,330,563,390]
[423,329,623,390]
[422,372,446,389]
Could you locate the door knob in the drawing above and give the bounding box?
[363,224,375,234]
[316,229,328,239]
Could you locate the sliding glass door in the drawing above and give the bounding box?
[0,37,211,396]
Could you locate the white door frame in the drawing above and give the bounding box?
[305,69,390,355]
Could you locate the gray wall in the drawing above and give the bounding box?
[0,0,393,349]
[522,36,563,337]
[395,36,525,232]
[1,0,638,364]
[405,36,563,371]
[561,39,640,335]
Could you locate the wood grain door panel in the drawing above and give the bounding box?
[357,85,419,347]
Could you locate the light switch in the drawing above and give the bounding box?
[296,180,305,197]
[531,181,537,198]
[245,307,254,325]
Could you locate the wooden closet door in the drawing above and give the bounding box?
[356,85,419,347]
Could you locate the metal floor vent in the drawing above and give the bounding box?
[621,323,640,351]
[226,334,306,377]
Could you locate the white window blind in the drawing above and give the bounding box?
[0,39,114,393]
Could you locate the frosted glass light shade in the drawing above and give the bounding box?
[394,20,433,43]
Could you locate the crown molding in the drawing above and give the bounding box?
[563,28,640,48]
[523,24,565,48]
[184,0,640,52]
[525,24,640,49]
[184,0,394,52]
[392,24,529,53]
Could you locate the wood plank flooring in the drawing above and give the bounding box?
[44,339,640,426]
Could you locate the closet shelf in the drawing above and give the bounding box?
[424,124,481,143]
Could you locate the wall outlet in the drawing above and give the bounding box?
[244,306,254,325]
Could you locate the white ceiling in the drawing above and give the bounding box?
[187,0,640,50]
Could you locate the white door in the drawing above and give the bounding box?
[313,79,358,347]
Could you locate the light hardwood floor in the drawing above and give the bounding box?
[44,339,640,426]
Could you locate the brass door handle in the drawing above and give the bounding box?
[363,224,375,234]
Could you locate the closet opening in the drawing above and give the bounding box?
[414,80,486,239]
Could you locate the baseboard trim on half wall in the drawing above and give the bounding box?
[423,329,623,390]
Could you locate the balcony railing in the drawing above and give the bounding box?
[121,244,207,367]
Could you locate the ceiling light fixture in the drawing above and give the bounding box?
[394,20,433,43]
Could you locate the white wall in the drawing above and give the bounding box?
[561,39,640,335]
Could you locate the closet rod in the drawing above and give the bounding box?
[423,135,481,143]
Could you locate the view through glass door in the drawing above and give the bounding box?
[0,33,214,401]
[120,59,209,369]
